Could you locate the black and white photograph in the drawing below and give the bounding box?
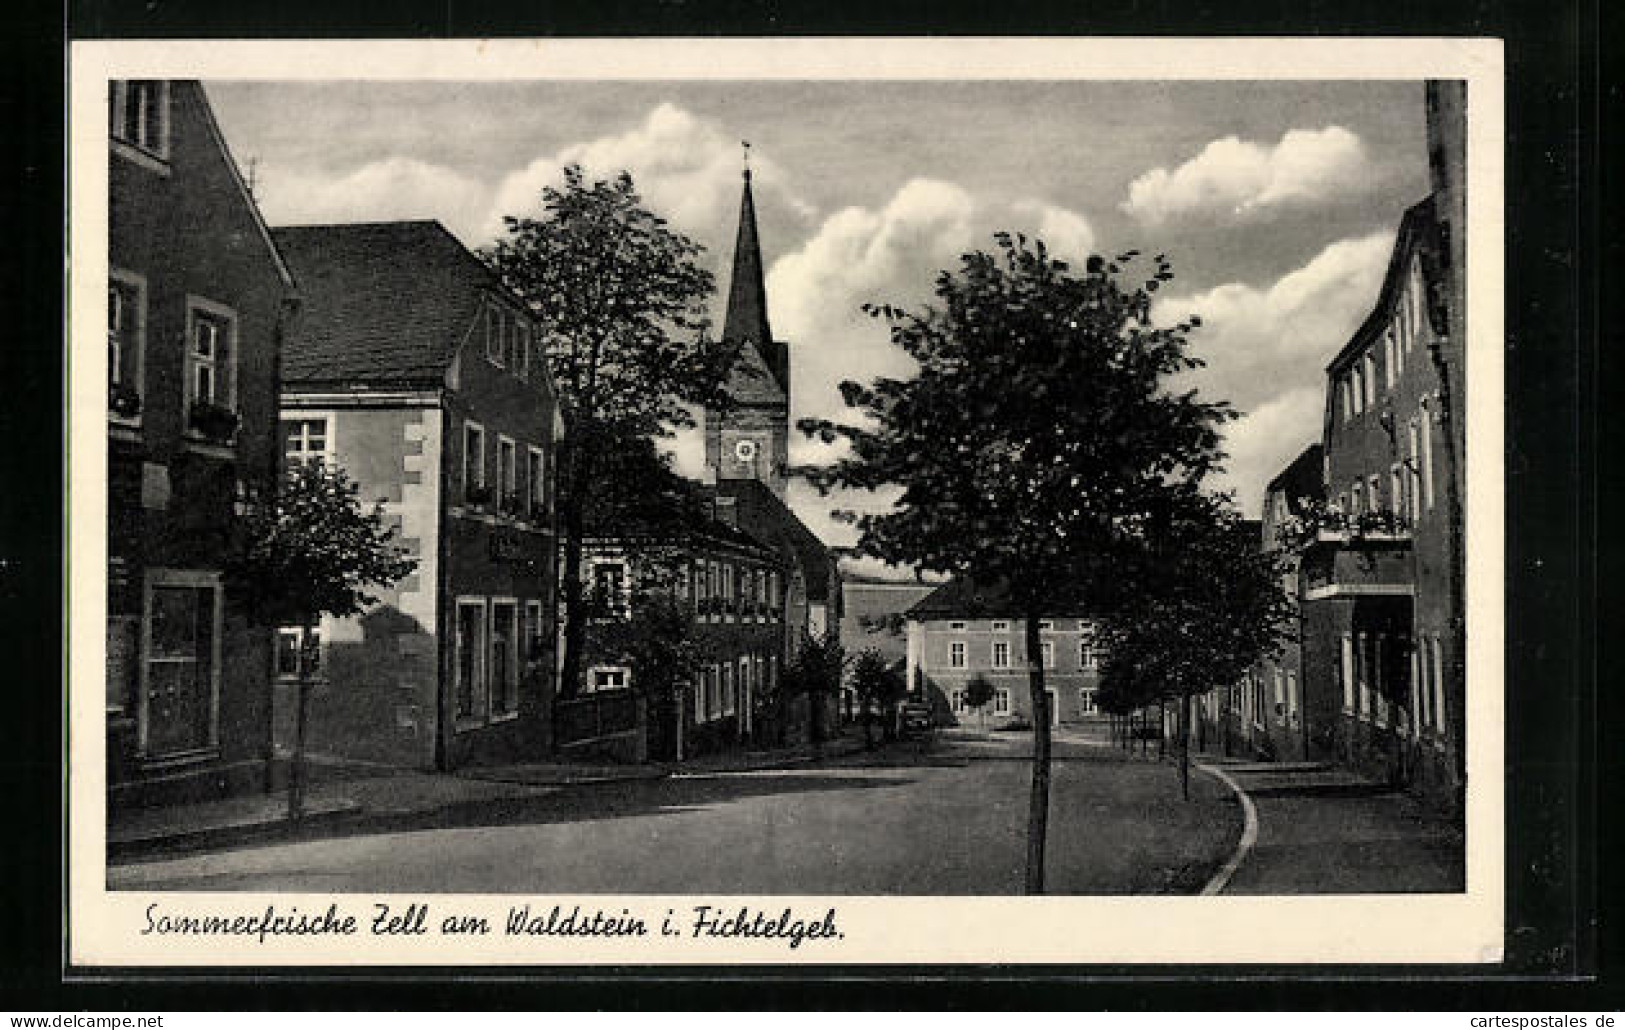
[67,38,1505,966]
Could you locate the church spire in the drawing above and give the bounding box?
[722,145,780,387]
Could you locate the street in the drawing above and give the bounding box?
[109,726,1241,895]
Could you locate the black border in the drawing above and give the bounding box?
[10,0,1604,1009]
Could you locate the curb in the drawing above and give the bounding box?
[108,800,363,862]
[1195,761,1258,896]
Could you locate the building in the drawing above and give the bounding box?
[270,220,563,772]
[578,478,792,761]
[1297,190,1463,801]
[105,80,299,808]
[839,578,939,720]
[1221,449,1324,762]
[903,580,1106,728]
[702,165,844,737]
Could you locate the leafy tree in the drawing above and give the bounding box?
[230,461,417,820]
[1098,492,1293,798]
[850,648,907,748]
[779,630,848,747]
[961,673,997,730]
[798,233,1231,893]
[481,165,736,697]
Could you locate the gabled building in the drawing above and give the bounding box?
[105,80,299,808]
[904,579,1107,728]
[1299,191,1463,801]
[270,220,563,772]
[576,473,792,761]
[703,165,844,736]
[1223,448,1324,762]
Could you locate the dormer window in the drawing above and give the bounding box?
[110,81,170,163]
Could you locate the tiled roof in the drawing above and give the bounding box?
[271,220,496,387]
[709,478,840,602]
[722,338,787,406]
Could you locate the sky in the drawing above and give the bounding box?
[207,79,1432,577]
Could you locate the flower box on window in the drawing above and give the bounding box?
[187,399,238,443]
[465,483,494,505]
[109,382,142,419]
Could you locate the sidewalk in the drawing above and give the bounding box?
[1197,756,1465,894]
[107,732,877,861]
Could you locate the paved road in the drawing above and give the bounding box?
[109,727,1240,895]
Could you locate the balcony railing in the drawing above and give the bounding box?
[1276,506,1412,550]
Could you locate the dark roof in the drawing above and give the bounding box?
[1266,444,1325,502]
[272,220,504,387]
[909,579,1025,620]
[721,171,782,386]
[721,338,787,407]
[709,478,840,602]
[1326,196,1442,375]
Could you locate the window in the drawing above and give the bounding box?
[1357,634,1372,717]
[108,271,145,416]
[110,81,169,158]
[515,321,532,379]
[1390,465,1404,521]
[1287,672,1299,717]
[1340,634,1355,712]
[486,307,504,366]
[592,561,628,619]
[948,621,967,632]
[1041,641,1055,669]
[527,446,546,518]
[721,663,734,716]
[282,417,330,468]
[949,641,967,669]
[1429,637,1447,735]
[274,625,323,681]
[1351,365,1365,415]
[141,571,222,757]
[951,690,967,714]
[991,641,1010,669]
[454,599,487,722]
[1079,642,1100,669]
[463,421,486,501]
[1421,402,1436,510]
[1037,620,1054,631]
[1362,352,1377,407]
[1407,420,1423,523]
[993,689,1011,716]
[1368,474,1382,514]
[991,620,1010,632]
[498,436,518,514]
[524,600,545,663]
[186,300,236,411]
[490,600,519,717]
[1383,330,1397,388]
[1340,377,1354,422]
[590,666,630,693]
[737,657,751,714]
[1078,687,1098,715]
[1350,480,1363,517]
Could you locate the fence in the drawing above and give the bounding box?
[554,689,640,750]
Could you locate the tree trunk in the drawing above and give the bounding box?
[1180,692,1193,802]
[1157,700,1166,761]
[1024,611,1051,895]
[287,620,315,822]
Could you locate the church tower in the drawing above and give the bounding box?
[704,156,791,499]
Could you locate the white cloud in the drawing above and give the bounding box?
[481,102,814,249]
[1122,126,1372,225]
[255,157,490,238]
[1151,230,1394,512]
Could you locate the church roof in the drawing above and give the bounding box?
[722,338,787,407]
[723,172,774,354]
